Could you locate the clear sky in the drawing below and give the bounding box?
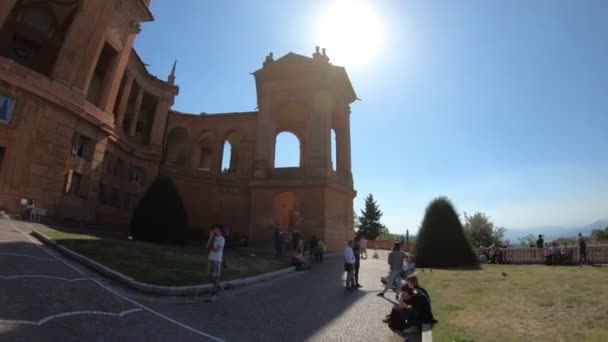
[134,0,608,234]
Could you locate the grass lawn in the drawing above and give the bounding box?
[419,264,608,341]
[44,231,287,286]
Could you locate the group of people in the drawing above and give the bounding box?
[344,240,436,334]
[536,233,588,265]
[273,224,327,269]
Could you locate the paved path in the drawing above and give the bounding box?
[1,218,417,341]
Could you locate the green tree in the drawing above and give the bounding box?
[130,176,189,245]
[356,194,389,240]
[463,212,505,247]
[590,227,608,243]
[517,234,536,247]
[416,196,478,267]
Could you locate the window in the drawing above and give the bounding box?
[0,93,17,124]
[72,133,93,160]
[128,166,143,184]
[65,171,82,195]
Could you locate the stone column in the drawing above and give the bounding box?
[128,87,144,136]
[101,28,138,112]
[336,112,352,174]
[148,97,171,145]
[252,99,275,178]
[114,73,134,128]
[0,0,17,29]
[52,0,113,93]
[306,90,333,176]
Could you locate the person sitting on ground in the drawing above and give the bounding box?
[382,283,436,333]
[291,249,311,270]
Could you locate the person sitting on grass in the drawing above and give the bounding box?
[291,249,311,271]
[382,283,436,334]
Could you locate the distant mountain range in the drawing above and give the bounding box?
[504,218,608,242]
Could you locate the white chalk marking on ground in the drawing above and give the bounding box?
[0,275,88,282]
[0,308,143,326]
[0,252,57,261]
[8,222,225,342]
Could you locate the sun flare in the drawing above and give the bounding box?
[315,0,385,67]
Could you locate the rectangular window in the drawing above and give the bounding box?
[67,172,82,195]
[128,166,143,184]
[0,93,17,124]
[72,133,93,160]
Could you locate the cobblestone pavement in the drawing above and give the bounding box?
[2,218,418,341]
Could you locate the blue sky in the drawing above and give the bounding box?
[134,0,608,234]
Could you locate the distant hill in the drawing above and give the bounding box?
[504,218,608,243]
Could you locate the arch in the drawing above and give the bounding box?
[274,131,302,168]
[330,128,337,172]
[0,0,80,76]
[165,127,189,168]
[197,131,216,171]
[220,131,240,173]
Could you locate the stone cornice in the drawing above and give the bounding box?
[113,0,153,24]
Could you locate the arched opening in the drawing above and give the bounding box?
[221,132,240,173]
[331,128,337,172]
[198,134,214,171]
[273,192,300,234]
[274,131,301,168]
[0,0,79,76]
[165,128,189,168]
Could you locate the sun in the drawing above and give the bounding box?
[315,0,385,67]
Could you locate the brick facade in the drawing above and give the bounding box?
[0,1,356,251]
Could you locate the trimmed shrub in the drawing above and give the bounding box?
[416,196,479,268]
[130,176,189,245]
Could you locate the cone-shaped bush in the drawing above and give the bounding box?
[130,176,189,245]
[416,197,478,267]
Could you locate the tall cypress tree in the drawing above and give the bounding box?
[356,194,389,240]
[416,196,478,267]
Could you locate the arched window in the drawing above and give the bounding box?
[165,128,189,168]
[0,0,79,76]
[274,132,301,168]
[331,128,337,172]
[221,132,240,173]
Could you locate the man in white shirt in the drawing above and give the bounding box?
[207,224,225,302]
[344,240,356,289]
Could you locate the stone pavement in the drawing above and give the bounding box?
[1,218,418,341]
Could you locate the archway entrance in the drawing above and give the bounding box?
[273,192,300,233]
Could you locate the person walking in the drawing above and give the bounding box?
[343,240,357,290]
[360,236,368,259]
[206,224,225,302]
[377,243,407,297]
